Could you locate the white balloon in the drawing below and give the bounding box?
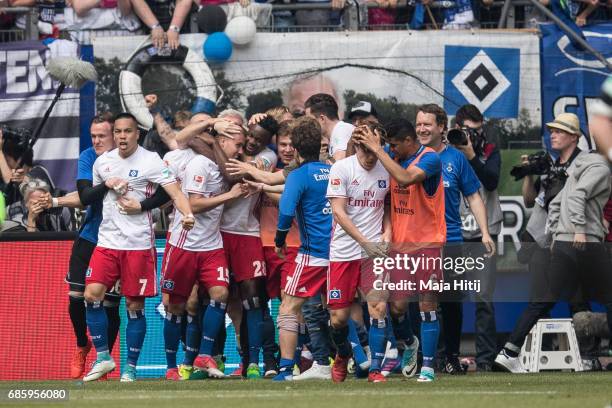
[225,16,257,46]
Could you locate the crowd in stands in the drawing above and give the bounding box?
[0,0,610,42]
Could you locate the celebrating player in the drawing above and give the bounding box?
[161,128,248,379]
[273,116,332,381]
[305,93,354,161]
[83,112,195,382]
[64,114,121,379]
[354,118,445,382]
[416,104,494,376]
[325,122,392,383]
[219,116,279,378]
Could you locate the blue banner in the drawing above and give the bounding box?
[540,23,612,151]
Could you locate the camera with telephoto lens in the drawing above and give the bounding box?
[510,151,552,181]
[0,125,32,150]
[446,127,479,146]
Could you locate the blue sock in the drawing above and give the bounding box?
[86,301,109,356]
[294,323,307,365]
[348,319,368,367]
[356,321,368,347]
[163,312,182,369]
[386,324,398,350]
[280,357,294,370]
[126,309,147,367]
[244,298,263,365]
[420,311,440,369]
[183,314,201,366]
[392,312,415,346]
[199,300,227,357]
[369,318,387,372]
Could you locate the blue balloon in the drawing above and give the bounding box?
[203,32,233,63]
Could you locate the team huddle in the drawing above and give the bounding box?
[61,93,497,385]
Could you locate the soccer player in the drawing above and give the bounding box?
[49,114,175,379]
[64,114,121,379]
[325,122,391,383]
[83,112,195,382]
[353,118,445,382]
[250,121,303,376]
[305,93,354,161]
[157,115,241,380]
[272,116,332,381]
[416,104,494,376]
[161,129,248,379]
[219,116,279,378]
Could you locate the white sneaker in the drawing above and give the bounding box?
[494,350,527,373]
[83,358,115,382]
[293,361,331,380]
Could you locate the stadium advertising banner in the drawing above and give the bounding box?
[0,240,120,381]
[0,40,87,192]
[540,22,612,152]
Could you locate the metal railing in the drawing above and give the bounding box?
[0,6,38,42]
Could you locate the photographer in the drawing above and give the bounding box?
[453,104,502,372]
[0,126,55,206]
[495,112,584,373]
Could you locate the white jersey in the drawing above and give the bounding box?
[169,155,226,251]
[93,146,176,250]
[326,155,389,261]
[163,148,196,183]
[220,147,277,236]
[329,121,355,157]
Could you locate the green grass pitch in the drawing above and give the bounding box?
[2,373,611,408]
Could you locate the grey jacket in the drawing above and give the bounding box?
[548,152,611,243]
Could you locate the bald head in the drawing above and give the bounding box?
[285,74,343,118]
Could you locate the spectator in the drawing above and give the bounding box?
[129,0,193,49]
[0,127,56,206]
[9,0,66,37]
[368,0,398,26]
[523,0,549,28]
[7,178,73,232]
[59,0,141,33]
[439,0,495,29]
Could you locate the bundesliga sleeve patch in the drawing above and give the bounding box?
[331,178,341,186]
[193,175,205,187]
[161,167,171,178]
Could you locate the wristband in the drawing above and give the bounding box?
[52,197,59,208]
[169,25,181,32]
[274,229,289,249]
[151,23,161,30]
[608,147,612,163]
[149,105,161,115]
